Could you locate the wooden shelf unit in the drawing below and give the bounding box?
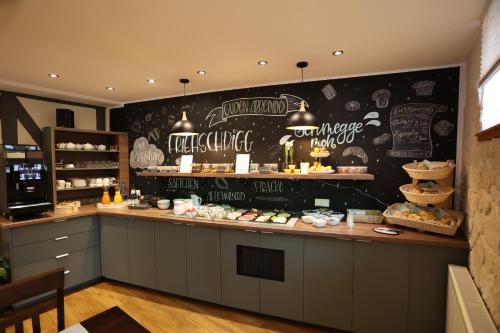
[137,171,374,181]
[43,127,129,206]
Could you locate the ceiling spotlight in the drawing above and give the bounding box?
[258,60,268,65]
[147,79,156,84]
[48,73,60,78]
[106,86,114,91]
[197,70,207,75]
[333,50,344,56]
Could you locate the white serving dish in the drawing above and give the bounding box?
[312,218,327,228]
[301,215,315,224]
[157,199,170,210]
[327,217,341,226]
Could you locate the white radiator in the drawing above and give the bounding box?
[446,265,497,333]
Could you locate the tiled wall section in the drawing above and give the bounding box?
[460,38,500,328]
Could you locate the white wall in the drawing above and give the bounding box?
[0,96,97,145]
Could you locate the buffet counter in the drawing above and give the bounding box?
[0,205,468,248]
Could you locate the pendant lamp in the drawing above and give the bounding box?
[171,79,199,136]
[286,62,319,131]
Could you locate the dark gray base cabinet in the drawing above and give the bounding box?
[1,215,101,305]
[221,229,260,312]
[128,219,156,289]
[353,240,410,333]
[220,229,304,321]
[259,232,304,322]
[304,237,353,331]
[101,216,157,289]
[155,222,187,296]
[186,225,221,304]
[100,216,129,282]
[408,245,467,333]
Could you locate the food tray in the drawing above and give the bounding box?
[399,184,454,205]
[309,152,330,158]
[347,209,384,224]
[402,161,455,180]
[383,204,464,236]
[309,170,335,174]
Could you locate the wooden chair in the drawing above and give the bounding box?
[0,268,65,333]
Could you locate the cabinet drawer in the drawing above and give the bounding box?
[12,216,98,246]
[13,246,100,288]
[13,229,99,267]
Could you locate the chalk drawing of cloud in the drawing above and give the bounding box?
[129,137,165,169]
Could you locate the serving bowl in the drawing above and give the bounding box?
[312,218,327,228]
[301,215,315,224]
[157,199,170,210]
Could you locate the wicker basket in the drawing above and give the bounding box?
[383,204,464,236]
[399,184,454,205]
[402,161,455,180]
[347,209,384,224]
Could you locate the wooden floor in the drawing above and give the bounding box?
[7,280,342,333]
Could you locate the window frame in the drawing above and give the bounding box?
[476,58,500,141]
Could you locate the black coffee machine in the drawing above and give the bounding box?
[0,144,51,220]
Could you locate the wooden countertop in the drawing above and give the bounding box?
[0,206,469,249]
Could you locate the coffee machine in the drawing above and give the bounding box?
[0,144,51,220]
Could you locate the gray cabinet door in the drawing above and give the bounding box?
[155,222,187,296]
[408,245,467,333]
[128,218,156,289]
[100,216,129,282]
[221,229,260,312]
[259,232,304,321]
[304,237,353,331]
[353,240,410,333]
[186,225,221,304]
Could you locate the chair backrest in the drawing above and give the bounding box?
[0,268,65,333]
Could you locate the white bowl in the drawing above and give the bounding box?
[157,199,170,210]
[301,215,315,224]
[327,217,341,226]
[312,218,327,228]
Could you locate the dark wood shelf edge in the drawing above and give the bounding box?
[476,123,500,141]
[136,171,374,181]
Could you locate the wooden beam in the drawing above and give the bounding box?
[15,97,43,146]
[96,107,106,130]
[0,92,19,144]
[0,90,103,109]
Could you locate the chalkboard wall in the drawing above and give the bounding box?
[110,67,460,212]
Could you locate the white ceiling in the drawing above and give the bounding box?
[0,0,488,107]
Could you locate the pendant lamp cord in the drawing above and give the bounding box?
[301,68,304,83]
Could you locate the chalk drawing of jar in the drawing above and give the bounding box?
[412,81,436,96]
[371,89,391,108]
[387,103,447,158]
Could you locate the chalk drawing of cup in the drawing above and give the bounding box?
[371,89,391,108]
[412,81,436,96]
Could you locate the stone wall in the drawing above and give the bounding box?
[459,37,500,327]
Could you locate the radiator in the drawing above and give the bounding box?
[446,265,496,333]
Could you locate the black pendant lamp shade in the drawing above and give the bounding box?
[286,62,319,131]
[171,79,199,136]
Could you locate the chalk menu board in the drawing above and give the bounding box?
[110,67,460,211]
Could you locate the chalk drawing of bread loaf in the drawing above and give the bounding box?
[342,146,369,163]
